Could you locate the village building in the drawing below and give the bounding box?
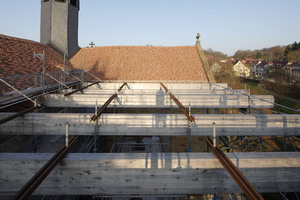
[268,60,289,75]
[285,62,300,81]
[250,60,270,78]
[210,62,221,74]
[232,60,250,77]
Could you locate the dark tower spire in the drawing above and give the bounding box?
[40,0,80,58]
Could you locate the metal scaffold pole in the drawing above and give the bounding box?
[34,50,45,94]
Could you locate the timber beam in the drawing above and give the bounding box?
[0,152,299,195]
[84,82,228,90]
[1,113,299,136]
[73,89,248,95]
[43,94,274,108]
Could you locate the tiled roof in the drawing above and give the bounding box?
[0,34,74,94]
[70,46,208,81]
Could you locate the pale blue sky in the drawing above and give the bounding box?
[0,0,299,56]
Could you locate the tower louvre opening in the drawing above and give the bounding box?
[70,0,78,7]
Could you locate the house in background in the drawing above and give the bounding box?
[269,61,289,75]
[292,68,300,81]
[211,62,221,74]
[251,61,270,78]
[285,62,300,81]
[232,61,250,77]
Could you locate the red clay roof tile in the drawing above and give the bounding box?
[70,46,208,81]
[0,34,74,94]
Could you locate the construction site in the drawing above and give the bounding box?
[0,0,300,200]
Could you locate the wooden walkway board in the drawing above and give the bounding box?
[1,113,299,136]
[0,152,299,195]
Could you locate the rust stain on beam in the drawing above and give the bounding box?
[0,106,42,125]
[90,83,127,121]
[64,81,101,96]
[206,137,264,200]
[160,83,195,122]
[117,82,127,92]
[12,136,78,200]
[90,93,117,121]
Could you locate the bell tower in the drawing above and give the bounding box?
[40,0,80,58]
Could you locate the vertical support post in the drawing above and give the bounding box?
[40,74,43,90]
[94,100,98,153]
[188,102,192,152]
[259,137,263,152]
[170,94,173,114]
[34,73,37,88]
[42,50,45,94]
[63,53,66,83]
[241,137,243,152]
[34,51,45,93]
[165,136,168,153]
[284,135,287,152]
[65,122,69,147]
[60,71,63,91]
[33,136,37,153]
[213,122,216,147]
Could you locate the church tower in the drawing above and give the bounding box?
[40,0,80,58]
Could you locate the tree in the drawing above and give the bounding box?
[234,46,286,61]
[284,45,292,57]
[291,41,300,51]
[270,46,285,60]
[264,69,297,98]
[285,41,300,60]
[287,50,300,62]
[204,48,227,58]
[234,50,249,60]
[255,52,262,59]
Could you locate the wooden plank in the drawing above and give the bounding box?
[43,94,274,108]
[0,152,299,195]
[1,113,299,136]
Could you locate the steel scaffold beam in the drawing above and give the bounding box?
[90,83,127,121]
[12,136,78,200]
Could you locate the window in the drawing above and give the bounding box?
[43,0,49,2]
[55,0,65,2]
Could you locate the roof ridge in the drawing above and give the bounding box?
[0,34,47,46]
[80,45,196,49]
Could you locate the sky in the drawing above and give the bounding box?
[0,0,300,56]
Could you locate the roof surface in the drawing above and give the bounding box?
[0,34,74,94]
[70,46,208,81]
